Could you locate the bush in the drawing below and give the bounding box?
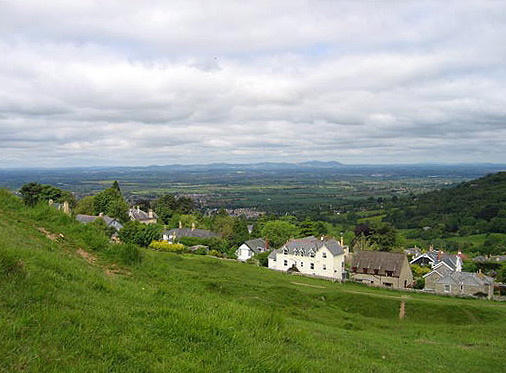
[208,249,223,257]
[194,247,208,255]
[413,278,425,289]
[106,243,143,265]
[149,240,185,253]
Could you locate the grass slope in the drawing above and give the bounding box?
[1,192,506,372]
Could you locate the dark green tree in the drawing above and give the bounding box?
[230,217,250,247]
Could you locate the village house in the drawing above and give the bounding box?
[236,238,267,261]
[268,236,347,281]
[128,206,158,224]
[424,270,494,299]
[410,249,463,272]
[162,223,219,243]
[350,251,413,289]
[75,213,124,231]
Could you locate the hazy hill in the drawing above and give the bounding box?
[386,172,506,236]
[1,190,505,372]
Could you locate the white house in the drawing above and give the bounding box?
[236,238,267,261]
[268,236,347,281]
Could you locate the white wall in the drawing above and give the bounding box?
[236,243,253,261]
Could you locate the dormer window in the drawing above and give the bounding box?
[363,268,368,274]
[309,250,315,258]
[322,252,327,259]
[283,248,289,255]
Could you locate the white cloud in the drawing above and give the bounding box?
[0,0,505,166]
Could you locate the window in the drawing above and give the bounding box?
[323,264,326,270]
[283,248,288,255]
[310,263,314,270]
[284,260,288,267]
[294,249,298,256]
[374,269,379,275]
[300,261,304,267]
[351,266,357,272]
[309,250,315,258]
[322,252,327,258]
[363,268,368,274]
[444,284,450,293]
[385,271,393,277]
[384,282,392,287]
[300,252,304,257]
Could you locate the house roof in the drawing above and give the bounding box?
[410,250,461,271]
[75,214,123,229]
[244,238,267,254]
[164,228,219,239]
[282,236,345,256]
[436,271,494,287]
[129,208,158,221]
[351,251,408,278]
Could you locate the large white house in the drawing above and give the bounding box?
[268,236,347,281]
[236,238,267,261]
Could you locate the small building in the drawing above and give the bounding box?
[350,251,413,289]
[428,271,494,299]
[128,207,158,224]
[75,213,124,231]
[162,224,219,243]
[268,236,346,281]
[410,250,462,272]
[236,238,267,261]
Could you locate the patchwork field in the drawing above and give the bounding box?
[1,192,506,372]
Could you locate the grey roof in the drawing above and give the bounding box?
[75,214,123,230]
[164,228,219,239]
[268,250,278,259]
[436,271,494,287]
[351,251,408,278]
[129,208,158,221]
[282,236,345,256]
[472,255,488,263]
[244,238,267,254]
[491,255,506,262]
[411,250,460,271]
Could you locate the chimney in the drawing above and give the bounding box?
[137,205,140,213]
[179,221,182,229]
[191,222,195,231]
[99,212,103,217]
[265,237,269,251]
[148,209,154,219]
[320,235,324,241]
[340,235,344,247]
[437,250,441,261]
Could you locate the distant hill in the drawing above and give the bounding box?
[385,172,506,235]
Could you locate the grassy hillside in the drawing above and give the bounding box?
[1,190,506,372]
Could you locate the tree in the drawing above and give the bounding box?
[19,182,73,207]
[111,180,121,193]
[261,220,298,249]
[94,187,123,216]
[106,198,130,223]
[352,222,398,252]
[19,182,44,206]
[119,221,162,247]
[74,196,95,215]
[230,217,249,247]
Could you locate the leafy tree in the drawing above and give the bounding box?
[74,196,95,215]
[496,265,506,283]
[119,221,162,247]
[261,220,298,249]
[19,182,74,207]
[111,180,121,193]
[230,216,250,247]
[106,198,129,223]
[353,222,398,252]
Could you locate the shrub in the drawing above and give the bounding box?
[106,243,143,265]
[413,278,425,289]
[194,247,208,255]
[149,240,185,253]
[208,249,222,257]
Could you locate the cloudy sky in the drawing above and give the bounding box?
[1,1,505,167]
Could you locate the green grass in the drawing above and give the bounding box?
[1,191,506,372]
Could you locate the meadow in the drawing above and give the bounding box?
[1,190,506,372]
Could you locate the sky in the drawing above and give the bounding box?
[0,0,505,167]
